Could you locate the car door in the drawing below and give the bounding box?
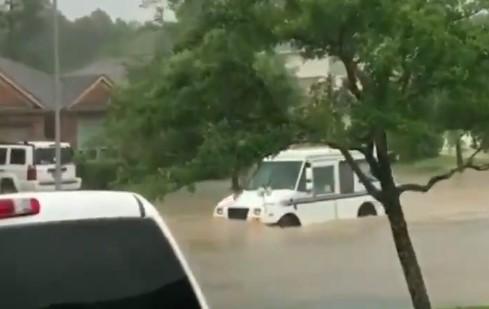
[34,146,77,186]
[7,147,28,189]
[296,163,337,224]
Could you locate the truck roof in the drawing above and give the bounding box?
[266,146,364,162]
[24,141,72,148]
[0,190,210,308]
[0,141,72,148]
[0,191,145,227]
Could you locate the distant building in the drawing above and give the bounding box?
[0,57,124,149]
[276,44,346,91]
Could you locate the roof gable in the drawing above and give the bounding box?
[0,74,42,110]
[0,58,51,108]
[0,57,115,111]
[67,76,113,110]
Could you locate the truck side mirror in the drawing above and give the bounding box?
[305,165,313,193]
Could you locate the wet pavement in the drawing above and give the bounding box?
[158,170,489,309]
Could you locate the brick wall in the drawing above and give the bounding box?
[0,75,40,109]
[71,80,112,111]
[0,113,45,142]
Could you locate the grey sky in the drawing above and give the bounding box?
[58,0,154,22]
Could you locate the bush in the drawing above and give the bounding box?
[77,160,120,190]
[389,130,444,162]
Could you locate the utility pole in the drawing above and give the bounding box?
[52,0,62,190]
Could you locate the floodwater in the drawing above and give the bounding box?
[158,170,489,309]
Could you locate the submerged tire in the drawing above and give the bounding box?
[357,202,377,217]
[0,179,17,194]
[278,214,301,228]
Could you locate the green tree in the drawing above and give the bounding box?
[281,0,489,308]
[110,1,489,307]
[109,0,300,197]
[0,0,50,69]
[0,3,160,72]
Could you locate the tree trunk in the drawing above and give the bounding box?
[385,195,432,309]
[455,138,464,169]
[373,130,432,309]
[231,169,241,194]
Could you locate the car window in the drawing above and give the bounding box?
[0,148,6,165]
[10,148,26,165]
[0,218,202,309]
[313,166,335,195]
[35,147,74,165]
[297,166,307,192]
[339,161,354,194]
[356,160,377,182]
[247,161,303,190]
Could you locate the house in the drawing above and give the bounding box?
[0,57,121,149]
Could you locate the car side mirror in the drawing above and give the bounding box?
[305,165,313,193]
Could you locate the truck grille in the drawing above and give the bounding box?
[228,208,249,220]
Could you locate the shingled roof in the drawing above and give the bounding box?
[61,75,103,109]
[0,57,53,107]
[0,57,113,110]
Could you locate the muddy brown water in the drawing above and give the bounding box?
[158,170,489,309]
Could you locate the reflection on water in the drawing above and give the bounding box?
[158,170,489,309]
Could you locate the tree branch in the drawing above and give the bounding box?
[400,69,412,94]
[398,145,488,194]
[350,141,381,179]
[397,167,460,193]
[364,141,382,179]
[339,55,363,100]
[327,141,382,201]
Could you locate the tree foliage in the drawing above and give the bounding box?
[0,2,175,72]
[280,1,489,308]
[111,1,489,308]
[109,0,301,197]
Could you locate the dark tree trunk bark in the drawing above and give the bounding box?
[384,195,432,309]
[373,130,432,309]
[231,169,241,194]
[455,138,464,169]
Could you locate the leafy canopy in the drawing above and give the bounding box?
[283,0,489,149]
[109,0,301,197]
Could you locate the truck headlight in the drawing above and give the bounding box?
[216,208,223,215]
[253,208,262,216]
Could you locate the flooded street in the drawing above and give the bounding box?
[158,170,489,309]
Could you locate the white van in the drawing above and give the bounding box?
[214,147,384,227]
[0,141,82,193]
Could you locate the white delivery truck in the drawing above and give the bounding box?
[214,146,384,227]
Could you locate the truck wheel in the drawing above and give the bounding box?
[358,202,377,217]
[0,179,17,194]
[278,214,301,228]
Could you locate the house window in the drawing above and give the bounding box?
[44,112,55,139]
[10,148,26,165]
[0,148,6,165]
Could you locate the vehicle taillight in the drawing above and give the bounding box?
[27,165,37,181]
[0,198,40,219]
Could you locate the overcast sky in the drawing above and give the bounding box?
[58,0,155,22]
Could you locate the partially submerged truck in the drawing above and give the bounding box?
[214,146,384,227]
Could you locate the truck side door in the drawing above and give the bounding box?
[296,163,337,224]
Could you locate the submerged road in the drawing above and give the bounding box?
[159,170,489,308]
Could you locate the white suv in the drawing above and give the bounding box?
[0,141,82,193]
